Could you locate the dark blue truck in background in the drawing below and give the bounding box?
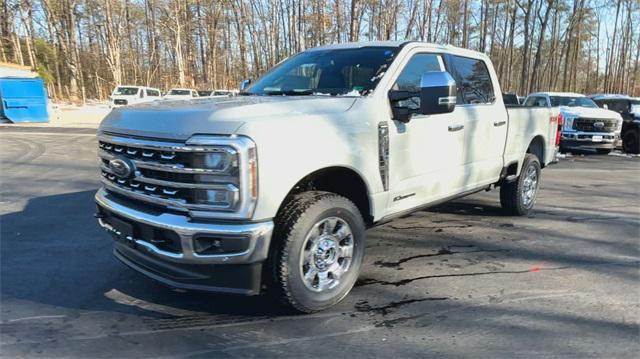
[0,78,49,123]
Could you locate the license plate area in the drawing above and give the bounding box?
[592,135,603,142]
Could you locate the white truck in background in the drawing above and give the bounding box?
[95,41,558,313]
[523,92,622,154]
[109,86,161,109]
[163,88,200,100]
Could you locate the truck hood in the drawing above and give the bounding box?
[559,106,621,120]
[99,95,357,140]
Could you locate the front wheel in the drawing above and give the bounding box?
[622,129,640,154]
[596,148,612,155]
[269,191,366,313]
[500,154,541,216]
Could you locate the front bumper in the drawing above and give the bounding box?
[560,132,620,149]
[95,188,274,295]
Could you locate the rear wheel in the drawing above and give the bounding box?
[269,191,365,313]
[622,129,640,154]
[500,154,541,216]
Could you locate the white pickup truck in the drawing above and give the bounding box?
[523,92,623,154]
[95,41,558,312]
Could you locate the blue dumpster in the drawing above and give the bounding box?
[0,78,49,123]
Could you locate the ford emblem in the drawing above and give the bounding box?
[593,121,605,128]
[109,158,135,179]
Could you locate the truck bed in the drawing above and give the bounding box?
[505,106,558,169]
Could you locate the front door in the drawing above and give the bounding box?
[385,52,465,216]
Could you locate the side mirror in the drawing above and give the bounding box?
[419,71,457,115]
[603,104,608,109]
[240,79,252,91]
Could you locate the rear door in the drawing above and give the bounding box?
[385,51,466,214]
[445,55,506,187]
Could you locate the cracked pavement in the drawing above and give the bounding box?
[1,127,639,358]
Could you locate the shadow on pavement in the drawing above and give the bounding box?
[0,190,283,320]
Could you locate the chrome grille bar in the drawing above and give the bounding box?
[100,163,238,190]
[98,149,228,174]
[99,133,233,153]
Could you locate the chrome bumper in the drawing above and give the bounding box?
[95,188,273,265]
[561,131,618,142]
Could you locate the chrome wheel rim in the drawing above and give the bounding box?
[522,165,538,207]
[300,217,354,292]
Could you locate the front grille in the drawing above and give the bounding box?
[573,117,618,132]
[98,134,239,213]
[114,99,128,105]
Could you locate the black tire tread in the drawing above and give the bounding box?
[271,191,362,313]
[500,154,540,216]
[623,130,640,154]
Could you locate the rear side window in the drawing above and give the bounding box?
[147,89,160,97]
[448,56,495,105]
[524,96,547,107]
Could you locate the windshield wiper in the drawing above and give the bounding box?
[263,89,314,96]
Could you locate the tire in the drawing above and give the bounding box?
[559,144,568,154]
[269,191,366,313]
[596,148,612,155]
[500,154,541,216]
[622,129,640,154]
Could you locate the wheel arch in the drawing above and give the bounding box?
[527,135,546,168]
[276,166,373,225]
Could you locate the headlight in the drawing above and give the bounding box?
[563,116,574,130]
[186,135,258,219]
[191,148,237,175]
[193,185,239,207]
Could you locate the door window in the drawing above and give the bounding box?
[524,96,547,107]
[448,56,495,105]
[392,53,443,110]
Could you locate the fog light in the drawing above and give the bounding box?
[193,237,223,253]
[192,235,250,254]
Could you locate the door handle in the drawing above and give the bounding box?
[493,120,506,127]
[448,124,464,132]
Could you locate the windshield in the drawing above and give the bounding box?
[198,91,212,96]
[244,47,399,96]
[603,99,632,113]
[113,87,139,96]
[550,96,597,108]
[168,89,190,95]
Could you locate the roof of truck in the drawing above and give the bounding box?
[116,85,160,90]
[588,94,633,100]
[528,92,585,97]
[309,41,488,60]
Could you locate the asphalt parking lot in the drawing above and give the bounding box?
[1,126,639,358]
